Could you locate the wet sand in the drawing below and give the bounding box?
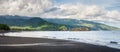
[0,36,120,52]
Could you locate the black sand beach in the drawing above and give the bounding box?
[0,36,120,52]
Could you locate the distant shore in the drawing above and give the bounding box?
[0,36,120,52]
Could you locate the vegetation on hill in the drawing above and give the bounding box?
[0,15,119,31]
[0,24,10,31]
[0,15,69,31]
[44,18,120,31]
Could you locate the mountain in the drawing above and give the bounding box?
[0,15,119,31]
[0,15,68,31]
[44,18,120,31]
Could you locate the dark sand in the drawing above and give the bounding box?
[0,36,120,52]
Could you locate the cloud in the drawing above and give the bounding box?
[0,0,120,23]
[0,0,52,16]
[41,4,120,23]
[54,0,118,7]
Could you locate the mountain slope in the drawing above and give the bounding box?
[0,15,67,31]
[44,18,120,30]
[0,15,119,31]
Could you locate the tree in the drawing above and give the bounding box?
[0,24,10,31]
[59,26,67,31]
[70,27,89,31]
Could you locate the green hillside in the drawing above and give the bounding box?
[0,15,67,31]
[44,18,120,31]
[0,15,119,31]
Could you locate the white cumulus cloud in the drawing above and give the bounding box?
[0,0,120,25]
[0,0,52,16]
[41,4,120,23]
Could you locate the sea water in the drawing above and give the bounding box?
[3,31,120,49]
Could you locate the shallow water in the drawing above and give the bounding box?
[3,31,120,49]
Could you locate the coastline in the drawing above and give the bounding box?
[0,36,120,52]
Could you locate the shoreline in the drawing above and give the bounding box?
[0,31,120,49]
[0,36,120,52]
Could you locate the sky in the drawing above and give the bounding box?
[0,0,120,27]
